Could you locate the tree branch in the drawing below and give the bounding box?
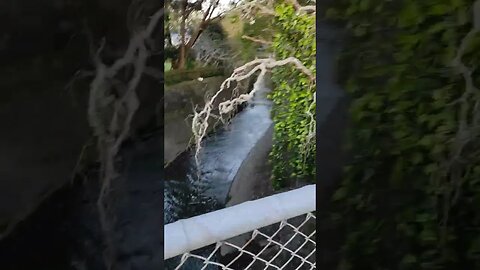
[242,35,272,45]
[186,0,221,49]
[191,57,315,165]
[439,0,480,245]
[287,0,316,13]
[85,6,164,270]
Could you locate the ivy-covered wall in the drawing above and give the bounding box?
[324,0,480,269]
[269,4,316,188]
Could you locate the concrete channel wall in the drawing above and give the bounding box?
[164,76,251,166]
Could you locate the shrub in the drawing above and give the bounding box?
[269,4,316,189]
[325,0,480,269]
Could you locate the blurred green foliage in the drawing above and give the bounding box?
[240,16,274,60]
[324,0,480,269]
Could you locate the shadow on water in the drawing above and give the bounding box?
[0,132,163,270]
[164,79,273,269]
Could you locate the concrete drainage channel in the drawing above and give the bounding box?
[164,77,275,269]
[164,76,252,166]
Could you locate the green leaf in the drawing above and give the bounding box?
[420,228,437,243]
[411,152,424,165]
[359,0,371,11]
[401,254,417,265]
[393,130,408,139]
[450,0,463,8]
[353,26,367,37]
[431,144,445,155]
[429,4,451,16]
[325,8,340,19]
[419,136,434,147]
[424,163,438,175]
[427,22,447,34]
[333,187,348,201]
[390,158,404,187]
[415,213,432,223]
[398,1,421,27]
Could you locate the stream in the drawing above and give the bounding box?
[164,78,273,268]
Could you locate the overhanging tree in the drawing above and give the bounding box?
[168,0,224,69]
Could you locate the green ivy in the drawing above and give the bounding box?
[325,0,480,269]
[269,3,316,189]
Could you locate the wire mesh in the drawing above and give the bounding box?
[166,212,316,270]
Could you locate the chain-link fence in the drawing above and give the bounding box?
[165,185,316,270]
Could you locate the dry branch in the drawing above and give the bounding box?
[287,0,316,13]
[85,7,164,270]
[191,57,315,166]
[242,35,272,45]
[190,0,317,168]
[233,0,315,20]
[438,0,480,245]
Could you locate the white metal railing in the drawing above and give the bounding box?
[164,185,316,269]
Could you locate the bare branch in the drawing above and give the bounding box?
[85,6,164,270]
[235,1,276,18]
[191,57,315,165]
[299,5,316,13]
[438,0,480,244]
[186,0,221,49]
[287,0,316,13]
[233,0,315,20]
[109,8,164,74]
[192,31,239,68]
[242,35,272,45]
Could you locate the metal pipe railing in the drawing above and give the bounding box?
[164,184,316,260]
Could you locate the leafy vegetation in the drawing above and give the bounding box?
[324,0,480,269]
[269,3,316,189]
[240,15,274,60]
[219,11,272,64]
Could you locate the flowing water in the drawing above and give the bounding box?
[164,78,273,268]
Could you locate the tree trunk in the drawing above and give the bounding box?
[175,0,187,70]
[177,44,186,69]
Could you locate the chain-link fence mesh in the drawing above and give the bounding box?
[166,212,316,270]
